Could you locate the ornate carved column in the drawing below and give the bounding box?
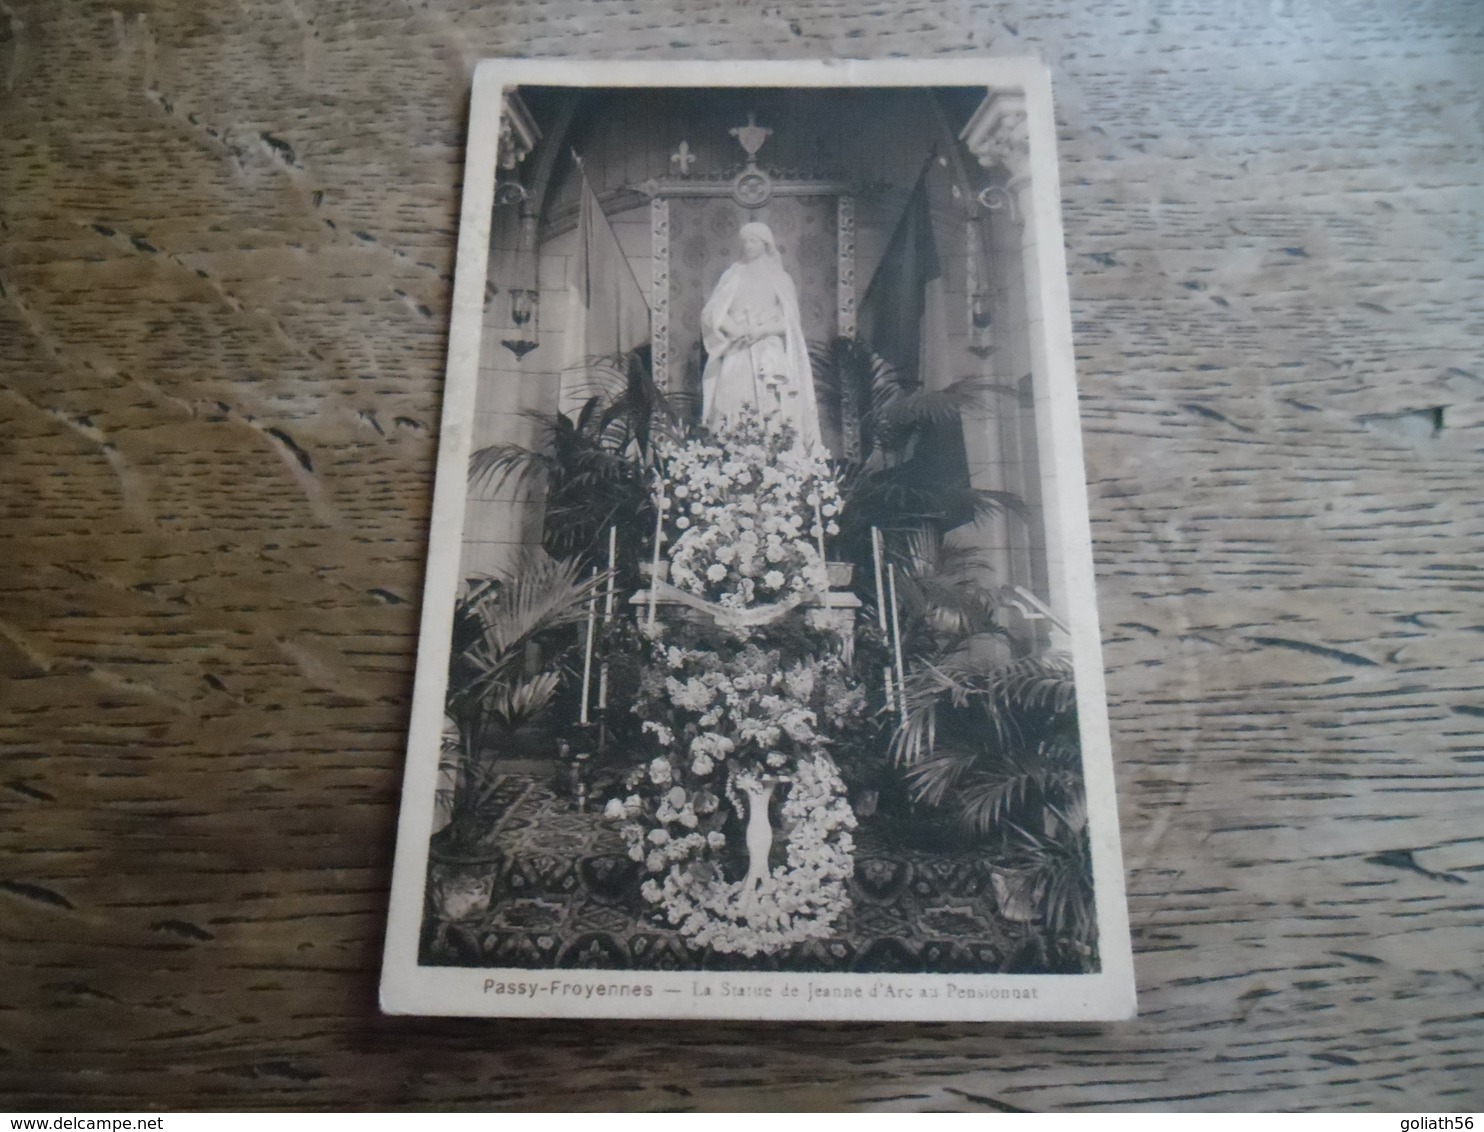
[497,92,540,171]
[959,89,1030,213]
[650,196,670,389]
[836,195,856,340]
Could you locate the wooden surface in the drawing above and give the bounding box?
[3,0,1483,1112]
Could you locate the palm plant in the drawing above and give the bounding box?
[886,526,1015,665]
[891,652,1079,826]
[468,346,688,573]
[442,552,609,840]
[891,649,1096,969]
[808,335,1024,573]
[1005,793,1094,966]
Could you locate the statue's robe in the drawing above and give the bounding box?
[700,258,822,450]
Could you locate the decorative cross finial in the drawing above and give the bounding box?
[670,140,697,174]
[729,112,772,162]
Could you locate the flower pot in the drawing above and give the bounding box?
[430,868,493,920]
[989,865,1041,924]
[826,561,854,588]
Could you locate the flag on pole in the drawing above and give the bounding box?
[859,163,942,390]
[859,159,974,530]
[565,161,651,391]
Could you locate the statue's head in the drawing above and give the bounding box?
[739,221,777,263]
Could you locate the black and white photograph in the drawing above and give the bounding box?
[381,59,1133,1020]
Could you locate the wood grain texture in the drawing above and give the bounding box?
[3,0,1482,1112]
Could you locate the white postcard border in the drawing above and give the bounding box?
[381,57,1135,1022]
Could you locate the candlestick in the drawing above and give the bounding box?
[579,566,598,725]
[571,750,591,813]
[814,499,827,565]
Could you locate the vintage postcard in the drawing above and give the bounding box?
[380,58,1134,1020]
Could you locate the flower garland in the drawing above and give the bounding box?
[604,610,864,955]
[611,755,856,956]
[657,414,840,612]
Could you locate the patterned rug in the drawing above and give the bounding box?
[421,773,1058,973]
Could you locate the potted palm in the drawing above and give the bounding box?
[891,649,1097,971]
[808,335,1025,579]
[468,346,689,575]
[437,552,609,855]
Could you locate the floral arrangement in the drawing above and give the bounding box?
[609,755,856,955]
[605,603,864,954]
[657,413,840,612]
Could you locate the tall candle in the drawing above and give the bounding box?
[603,525,618,618]
[871,527,889,632]
[648,484,665,628]
[579,566,598,725]
[887,562,907,719]
[597,526,617,711]
[872,527,894,712]
[814,499,827,565]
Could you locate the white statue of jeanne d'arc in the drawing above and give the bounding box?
[699,221,822,451]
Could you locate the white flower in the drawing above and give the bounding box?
[763,569,785,590]
[692,753,714,776]
[642,720,675,746]
[706,563,727,583]
[648,827,670,845]
[677,516,691,529]
[603,798,624,820]
[707,831,727,850]
[648,757,673,786]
